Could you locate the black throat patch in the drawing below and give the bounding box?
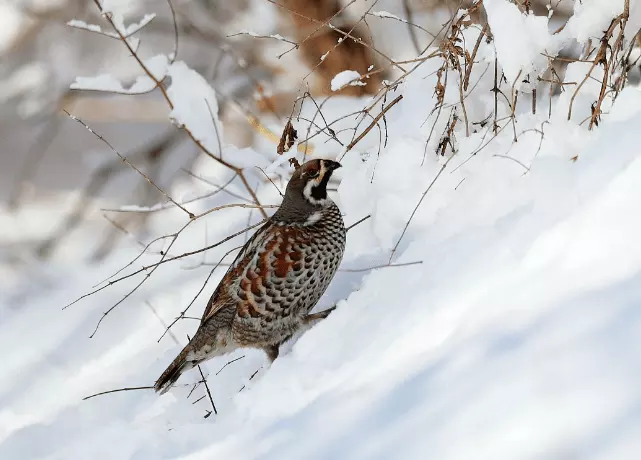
[311,170,333,200]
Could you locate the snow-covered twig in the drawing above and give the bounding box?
[227,30,298,47]
[67,20,119,38]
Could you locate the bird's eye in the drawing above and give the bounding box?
[307,170,320,178]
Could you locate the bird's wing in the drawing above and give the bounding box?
[233,224,311,321]
[200,222,271,324]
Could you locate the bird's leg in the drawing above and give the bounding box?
[263,344,280,362]
[240,344,278,390]
[303,305,336,325]
[260,306,337,365]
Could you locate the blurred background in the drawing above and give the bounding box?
[0,0,580,275]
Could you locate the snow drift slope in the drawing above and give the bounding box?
[2,85,641,459]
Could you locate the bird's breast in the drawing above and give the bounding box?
[234,203,345,324]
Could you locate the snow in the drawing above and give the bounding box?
[564,0,641,43]
[68,15,156,40]
[70,55,168,94]
[166,61,224,162]
[3,1,641,459]
[371,11,403,21]
[232,30,290,43]
[70,74,130,92]
[484,0,560,88]
[113,204,165,212]
[330,70,366,91]
[67,20,118,37]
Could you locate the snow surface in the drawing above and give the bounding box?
[2,1,641,459]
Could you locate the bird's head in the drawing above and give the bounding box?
[273,159,341,223]
[286,158,342,207]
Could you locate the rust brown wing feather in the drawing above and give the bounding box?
[200,223,270,324]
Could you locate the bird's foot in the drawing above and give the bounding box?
[303,305,337,324]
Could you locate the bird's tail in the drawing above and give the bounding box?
[154,346,196,394]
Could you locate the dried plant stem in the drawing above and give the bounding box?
[343,95,403,154]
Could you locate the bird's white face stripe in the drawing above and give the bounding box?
[303,179,330,206]
[316,160,328,184]
[302,160,332,206]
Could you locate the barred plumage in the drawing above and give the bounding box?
[155,159,346,394]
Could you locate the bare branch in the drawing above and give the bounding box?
[64,111,195,219]
[83,386,154,400]
[196,365,217,416]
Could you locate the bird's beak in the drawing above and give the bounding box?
[326,160,342,170]
[316,160,342,184]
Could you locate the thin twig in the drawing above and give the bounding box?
[196,364,217,416]
[216,356,246,375]
[340,261,422,272]
[346,215,371,232]
[64,110,195,219]
[83,386,154,400]
[255,166,284,197]
[342,95,403,156]
[389,154,458,262]
[158,245,243,342]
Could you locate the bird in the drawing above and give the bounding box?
[154,158,346,394]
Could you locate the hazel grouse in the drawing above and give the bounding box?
[155,159,346,394]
